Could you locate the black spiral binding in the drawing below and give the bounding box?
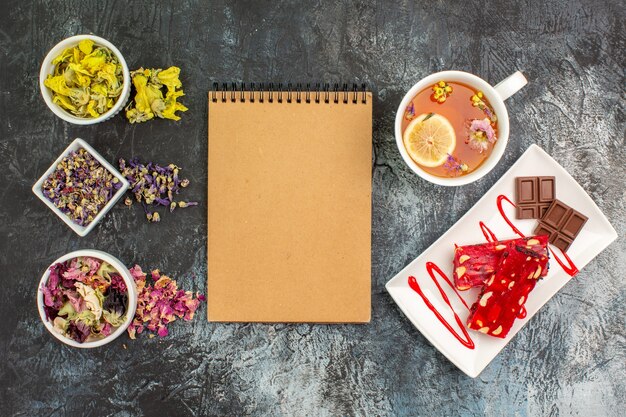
[211,82,368,104]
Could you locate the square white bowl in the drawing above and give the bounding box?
[32,138,129,237]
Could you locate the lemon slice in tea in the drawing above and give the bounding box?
[403,113,456,167]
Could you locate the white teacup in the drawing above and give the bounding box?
[395,70,527,186]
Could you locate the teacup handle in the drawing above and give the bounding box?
[494,71,528,101]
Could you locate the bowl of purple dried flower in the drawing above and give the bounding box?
[37,250,137,348]
[32,138,129,236]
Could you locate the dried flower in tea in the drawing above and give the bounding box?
[42,148,123,227]
[127,265,204,339]
[44,40,124,118]
[119,157,197,223]
[467,118,497,153]
[404,102,416,120]
[432,81,453,103]
[470,91,497,123]
[443,154,469,175]
[125,67,188,123]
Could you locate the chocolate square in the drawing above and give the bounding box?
[534,223,557,240]
[517,206,537,219]
[542,200,569,229]
[538,204,551,218]
[553,235,573,252]
[538,177,555,202]
[515,176,556,219]
[517,178,537,203]
[561,210,588,239]
[535,199,588,253]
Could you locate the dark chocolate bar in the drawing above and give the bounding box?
[515,176,556,219]
[534,199,588,252]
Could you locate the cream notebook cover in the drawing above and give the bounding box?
[208,85,372,322]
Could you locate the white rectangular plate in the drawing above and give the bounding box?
[385,145,617,378]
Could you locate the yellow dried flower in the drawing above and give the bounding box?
[43,41,123,118]
[78,39,94,54]
[431,81,453,103]
[470,91,498,123]
[125,66,187,124]
[52,94,76,112]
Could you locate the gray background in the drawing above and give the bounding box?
[0,0,624,416]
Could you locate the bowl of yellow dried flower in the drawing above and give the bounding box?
[39,34,131,125]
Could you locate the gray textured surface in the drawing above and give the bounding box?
[0,0,624,416]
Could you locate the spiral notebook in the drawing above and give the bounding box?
[208,83,372,323]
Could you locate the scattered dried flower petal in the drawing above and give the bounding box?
[119,158,197,222]
[127,265,204,339]
[125,66,187,123]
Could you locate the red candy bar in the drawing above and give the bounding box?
[466,236,550,338]
[453,237,549,290]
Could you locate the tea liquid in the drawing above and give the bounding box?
[401,82,498,177]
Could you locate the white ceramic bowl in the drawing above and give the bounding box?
[395,70,527,186]
[32,138,130,237]
[37,250,137,348]
[39,34,131,125]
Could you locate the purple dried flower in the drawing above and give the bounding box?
[118,158,197,223]
[443,154,469,176]
[110,273,127,293]
[67,321,90,343]
[41,148,122,226]
[48,263,62,289]
[43,263,65,312]
[154,197,170,206]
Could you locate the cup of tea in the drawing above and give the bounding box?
[395,70,527,186]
